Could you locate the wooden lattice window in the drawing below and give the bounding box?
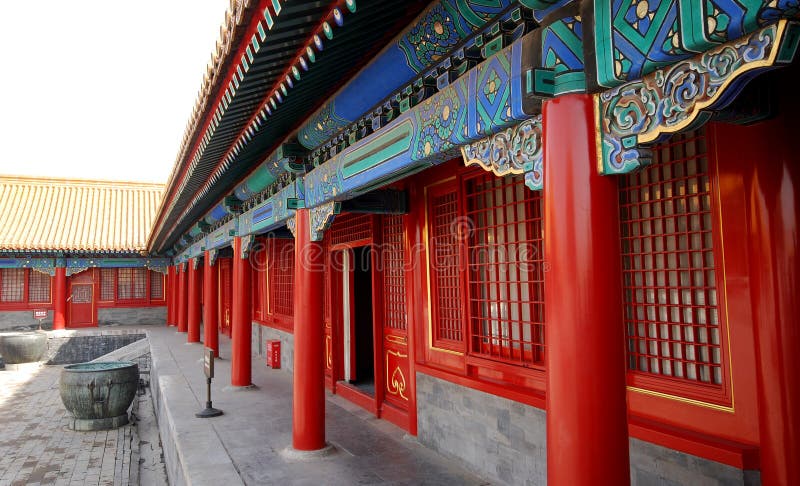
[427,182,464,347]
[620,129,724,387]
[149,271,164,300]
[328,213,373,246]
[464,173,545,367]
[100,269,115,301]
[382,214,407,331]
[1,268,25,303]
[118,268,147,301]
[28,271,51,303]
[269,238,294,317]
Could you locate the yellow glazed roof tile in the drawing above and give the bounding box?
[0,175,164,253]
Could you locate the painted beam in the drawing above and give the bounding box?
[297,0,521,151]
[303,31,540,209]
[595,20,800,175]
[586,0,800,91]
[232,143,304,201]
[66,257,170,270]
[0,258,56,275]
[239,178,302,236]
[0,257,170,273]
[204,202,229,226]
[204,217,239,253]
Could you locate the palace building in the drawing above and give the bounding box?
[4,1,799,485]
[0,176,167,329]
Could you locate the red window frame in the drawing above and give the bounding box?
[417,162,548,396]
[0,268,53,309]
[619,128,732,406]
[117,268,148,302]
[462,171,545,370]
[1,268,25,303]
[425,178,466,353]
[100,268,115,302]
[95,268,166,307]
[27,270,52,303]
[149,270,164,300]
[268,238,295,328]
[381,214,408,331]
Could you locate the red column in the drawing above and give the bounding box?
[543,94,629,486]
[187,259,201,343]
[231,237,252,386]
[52,267,67,330]
[748,149,800,486]
[715,118,800,486]
[292,209,326,450]
[166,266,175,326]
[203,251,220,357]
[177,264,188,333]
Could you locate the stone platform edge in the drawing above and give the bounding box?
[146,331,244,486]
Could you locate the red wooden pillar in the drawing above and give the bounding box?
[714,118,800,486]
[52,267,67,330]
[292,209,326,451]
[203,251,220,357]
[177,264,188,333]
[231,237,252,386]
[166,266,175,326]
[187,259,201,343]
[543,94,629,486]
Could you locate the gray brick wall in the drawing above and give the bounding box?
[251,322,294,372]
[0,310,54,331]
[46,332,146,365]
[98,306,166,326]
[416,372,546,485]
[416,372,760,486]
[1,306,166,330]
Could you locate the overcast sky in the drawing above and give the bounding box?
[0,1,228,184]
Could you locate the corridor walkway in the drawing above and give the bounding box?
[148,325,490,485]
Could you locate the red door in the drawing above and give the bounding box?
[68,271,96,327]
[218,258,232,337]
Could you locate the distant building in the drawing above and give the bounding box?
[0,176,167,329]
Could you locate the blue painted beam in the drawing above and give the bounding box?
[303,31,538,209]
[297,0,519,151]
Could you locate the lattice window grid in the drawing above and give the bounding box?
[428,188,464,343]
[328,213,373,246]
[100,269,115,301]
[150,271,164,300]
[382,214,407,331]
[269,239,294,317]
[464,173,545,367]
[28,271,51,303]
[1,268,25,303]
[619,129,723,386]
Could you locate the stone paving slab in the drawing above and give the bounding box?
[148,326,491,486]
[0,364,137,486]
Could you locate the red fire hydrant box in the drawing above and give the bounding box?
[266,340,281,369]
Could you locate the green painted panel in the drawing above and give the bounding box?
[341,121,413,179]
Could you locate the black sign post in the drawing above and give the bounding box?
[196,348,223,418]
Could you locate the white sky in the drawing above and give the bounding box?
[0,0,229,184]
